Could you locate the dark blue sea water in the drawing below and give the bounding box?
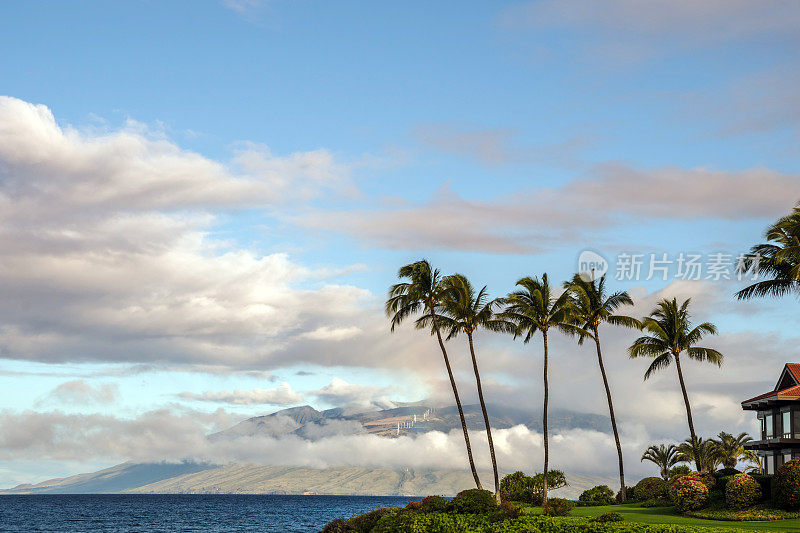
[0,494,418,532]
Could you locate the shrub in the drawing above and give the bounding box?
[673,475,710,512]
[405,496,447,513]
[616,486,635,503]
[499,470,567,504]
[591,512,624,523]
[696,472,716,490]
[725,474,761,510]
[715,467,741,478]
[639,498,672,507]
[579,485,615,505]
[320,518,354,533]
[346,508,392,533]
[773,458,800,510]
[750,473,772,501]
[634,477,668,501]
[541,498,575,516]
[489,500,521,522]
[715,475,733,492]
[668,465,691,479]
[449,489,498,514]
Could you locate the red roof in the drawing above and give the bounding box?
[742,363,800,405]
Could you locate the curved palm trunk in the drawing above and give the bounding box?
[674,353,701,471]
[467,332,500,503]
[542,330,549,505]
[593,330,625,501]
[431,310,482,489]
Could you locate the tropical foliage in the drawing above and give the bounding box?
[641,444,678,480]
[773,458,800,510]
[724,473,762,509]
[564,274,639,500]
[737,204,800,300]
[672,475,710,512]
[436,274,504,501]
[633,477,668,501]
[499,274,579,503]
[629,298,723,471]
[386,259,481,488]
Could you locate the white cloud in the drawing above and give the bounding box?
[177,382,304,406]
[310,378,396,410]
[35,380,119,407]
[0,97,409,370]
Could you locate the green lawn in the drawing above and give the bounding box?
[567,503,800,532]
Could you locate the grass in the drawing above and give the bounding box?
[564,503,800,531]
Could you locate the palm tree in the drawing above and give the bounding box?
[737,204,800,300]
[629,298,723,472]
[564,274,640,500]
[641,444,678,480]
[499,274,578,504]
[713,432,753,469]
[436,274,504,502]
[743,453,763,474]
[386,260,482,489]
[676,438,720,473]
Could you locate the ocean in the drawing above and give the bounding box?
[0,494,418,532]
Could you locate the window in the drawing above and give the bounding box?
[766,414,774,438]
[784,411,792,438]
[765,455,774,475]
[785,453,793,465]
[793,410,800,439]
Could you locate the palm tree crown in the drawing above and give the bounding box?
[713,432,756,470]
[629,298,723,380]
[565,274,640,342]
[641,444,678,480]
[737,205,800,300]
[629,297,723,472]
[501,274,578,341]
[385,259,483,489]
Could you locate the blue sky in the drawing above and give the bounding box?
[0,0,799,486]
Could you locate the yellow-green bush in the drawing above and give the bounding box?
[724,473,761,509]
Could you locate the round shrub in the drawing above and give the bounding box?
[673,475,710,512]
[321,518,355,533]
[669,465,691,479]
[773,458,800,510]
[542,498,575,516]
[591,512,624,523]
[579,485,615,505]
[449,489,498,514]
[347,508,392,533]
[696,471,716,490]
[725,473,762,510]
[715,467,741,478]
[634,477,668,501]
[405,496,448,513]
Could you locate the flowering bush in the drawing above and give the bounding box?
[669,472,712,502]
[725,474,761,509]
[673,475,710,512]
[773,458,800,510]
[634,477,668,501]
[405,496,448,513]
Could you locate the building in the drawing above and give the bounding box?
[742,363,800,474]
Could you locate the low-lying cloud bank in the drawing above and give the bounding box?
[0,407,667,484]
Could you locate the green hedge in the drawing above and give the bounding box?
[724,474,761,510]
[365,511,764,532]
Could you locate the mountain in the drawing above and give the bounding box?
[2,403,615,496]
[1,463,614,499]
[0,462,216,494]
[211,403,611,441]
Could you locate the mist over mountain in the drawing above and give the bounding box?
[2,403,613,497]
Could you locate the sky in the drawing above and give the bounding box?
[0,0,799,488]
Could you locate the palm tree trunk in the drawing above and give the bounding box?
[593,330,625,501]
[542,329,549,505]
[674,353,701,471]
[467,332,500,502]
[431,310,482,489]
